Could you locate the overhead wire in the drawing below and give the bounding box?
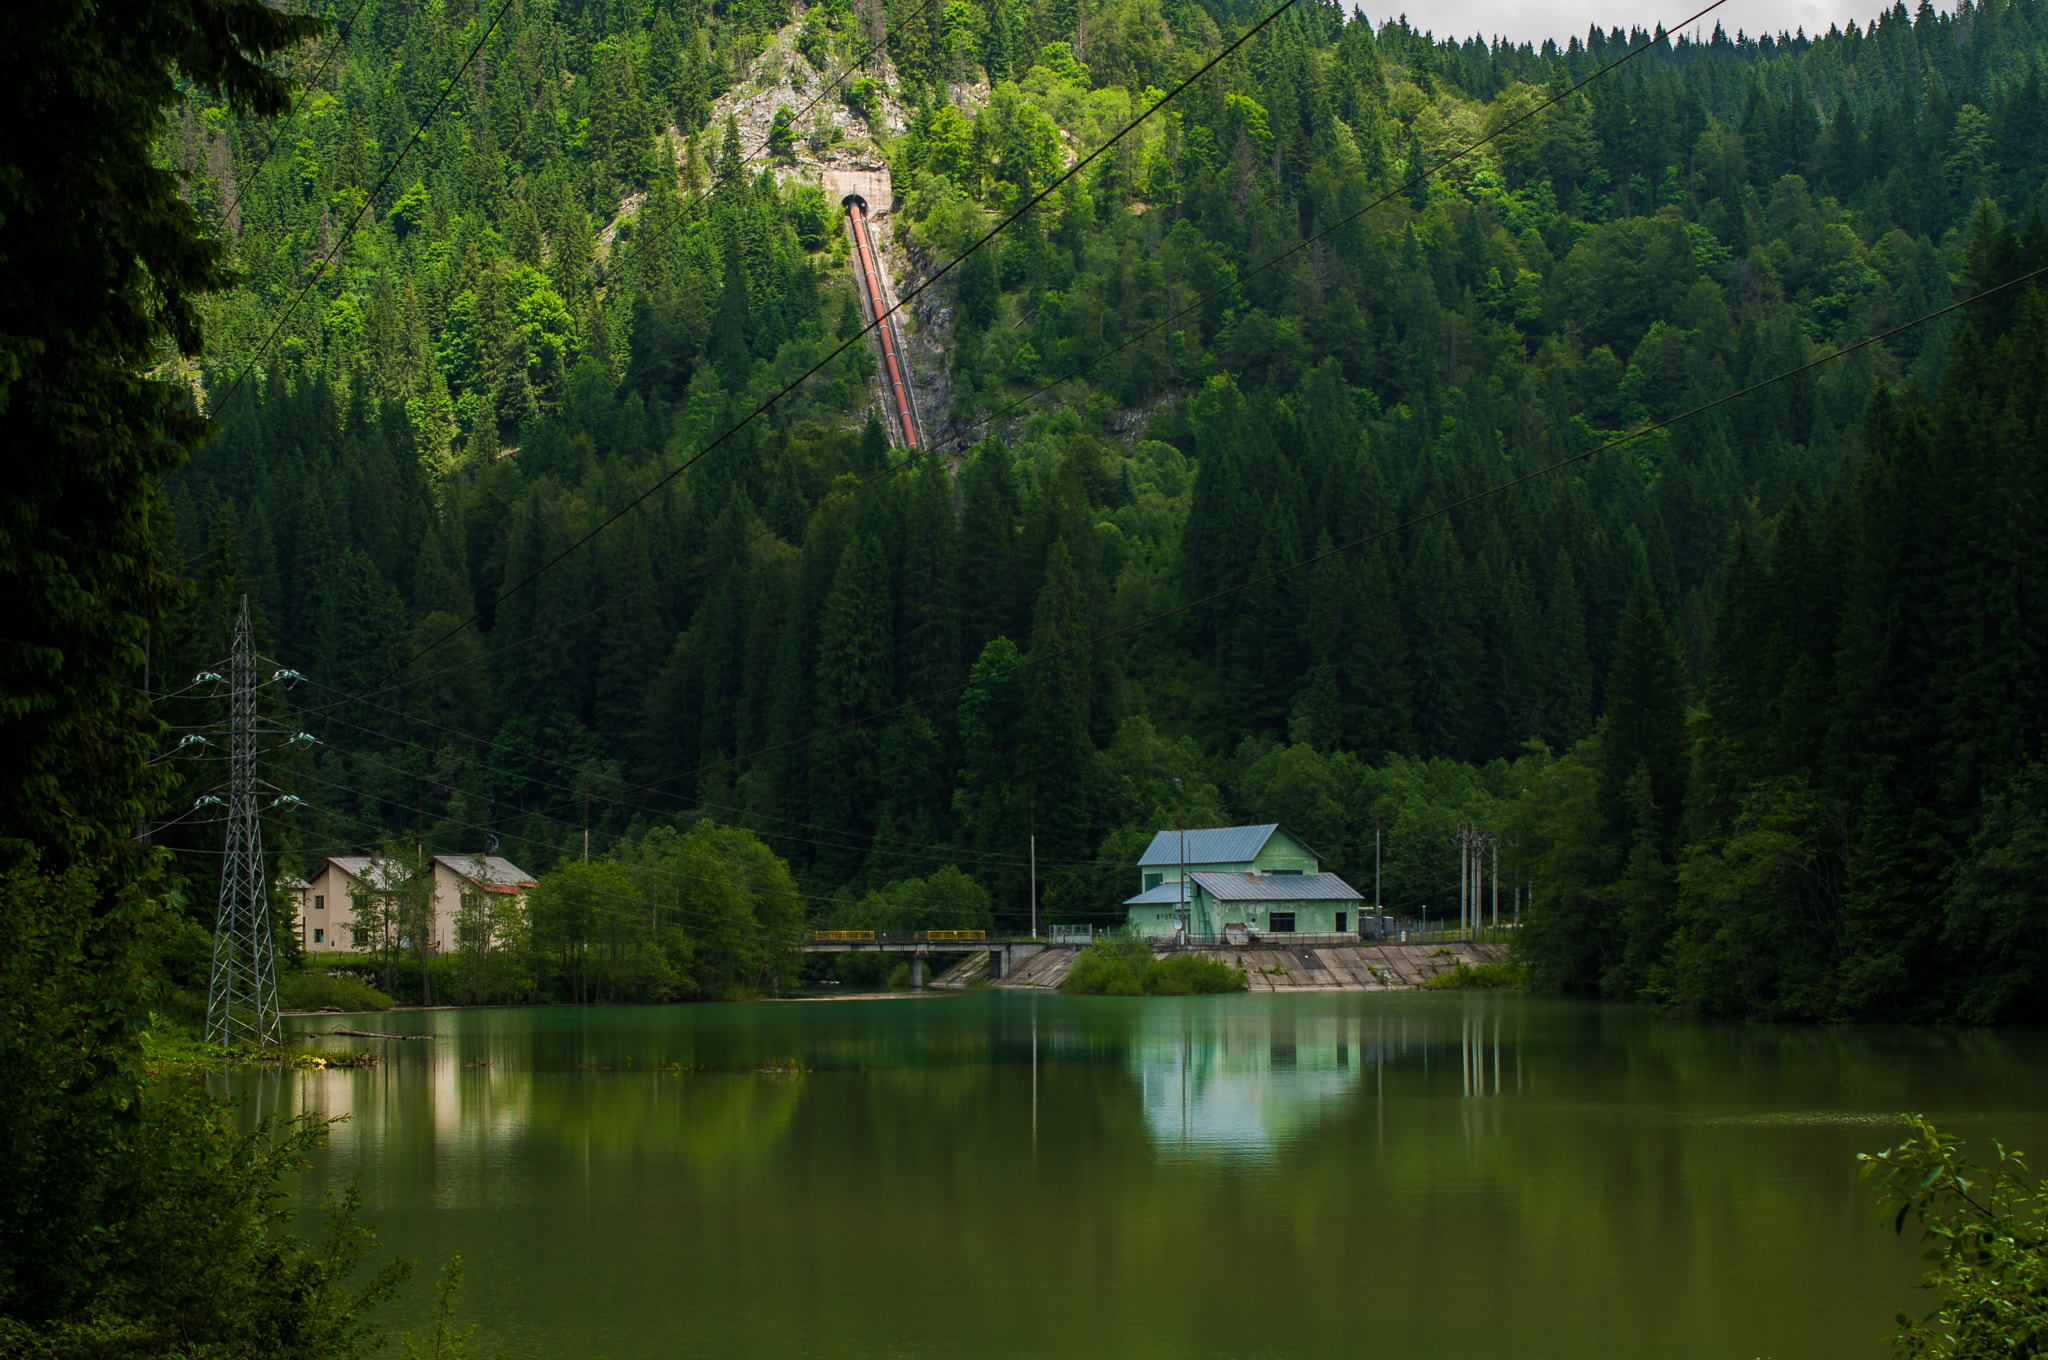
[183,1,2039,909]
[178,0,531,574]
[216,0,378,231]
[313,0,1312,721]
[600,257,2048,805]
[283,694,1137,870]
[276,764,1013,926]
[178,0,943,578]
[928,0,1738,454]
[282,0,1730,721]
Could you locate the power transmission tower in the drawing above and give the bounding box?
[205,598,283,1047]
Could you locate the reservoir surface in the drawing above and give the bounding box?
[246,992,2048,1359]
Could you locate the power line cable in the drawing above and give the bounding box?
[597,0,947,280]
[216,0,377,231]
[314,0,1308,720]
[605,257,2048,803]
[181,0,941,578]
[179,0,529,574]
[286,696,1136,869]
[290,0,1731,717]
[278,764,1013,924]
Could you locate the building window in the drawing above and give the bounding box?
[314,928,324,944]
[1335,912,1347,933]
[1143,872,1162,891]
[314,894,324,911]
[1269,868,1303,875]
[351,928,365,948]
[1270,912,1296,933]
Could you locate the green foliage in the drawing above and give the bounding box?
[1861,1116,2048,1359]
[400,1255,478,1360]
[1517,249,2048,1021]
[2,861,409,1355]
[135,0,2048,1005]
[1061,940,1149,995]
[279,968,394,1013]
[1061,940,1246,994]
[523,819,803,1004]
[1421,960,1528,990]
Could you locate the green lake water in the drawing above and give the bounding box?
[244,992,2048,1360]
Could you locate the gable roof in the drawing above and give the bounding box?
[1136,824,1323,867]
[318,856,407,890]
[1187,871,1363,902]
[1122,880,1192,907]
[433,854,535,887]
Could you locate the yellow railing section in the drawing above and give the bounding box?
[923,930,987,942]
[808,930,876,942]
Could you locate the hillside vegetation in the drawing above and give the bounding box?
[152,0,2048,1018]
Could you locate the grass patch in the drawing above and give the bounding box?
[1421,960,1528,990]
[1061,941,1247,996]
[279,968,393,1012]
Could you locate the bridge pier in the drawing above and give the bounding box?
[908,954,926,989]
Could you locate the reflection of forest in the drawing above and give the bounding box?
[238,997,2048,1360]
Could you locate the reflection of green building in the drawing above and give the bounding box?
[1121,824,1364,939]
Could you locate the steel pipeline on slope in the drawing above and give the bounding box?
[846,197,918,448]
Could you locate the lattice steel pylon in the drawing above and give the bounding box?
[206,596,280,1048]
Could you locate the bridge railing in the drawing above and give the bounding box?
[801,930,998,945]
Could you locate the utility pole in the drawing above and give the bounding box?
[582,773,590,862]
[1028,790,1037,939]
[1457,825,1469,941]
[1491,837,1499,935]
[1374,808,1382,923]
[1177,772,1187,943]
[205,598,281,1049]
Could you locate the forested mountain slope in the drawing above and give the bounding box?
[155,0,2048,1017]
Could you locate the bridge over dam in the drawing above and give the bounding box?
[799,933,1511,992]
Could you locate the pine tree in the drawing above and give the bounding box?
[1404,519,1481,761]
[1545,548,1596,747]
[1596,568,1689,851]
[810,536,895,884]
[856,408,891,473]
[897,454,962,707]
[1016,539,1098,915]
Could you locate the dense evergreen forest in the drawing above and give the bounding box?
[152,0,2048,1018]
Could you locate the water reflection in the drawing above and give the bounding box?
[226,994,2048,1360]
[1132,1000,1543,1158]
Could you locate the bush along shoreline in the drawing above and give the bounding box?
[1061,942,1248,996]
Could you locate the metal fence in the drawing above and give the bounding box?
[1124,923,1520,949]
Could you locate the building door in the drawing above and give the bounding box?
[1335,912,1347,933]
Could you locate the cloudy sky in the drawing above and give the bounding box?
[1365,0,1934,47]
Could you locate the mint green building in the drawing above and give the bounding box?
[1122,824,1365,940]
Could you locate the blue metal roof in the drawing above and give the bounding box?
[1122,881,1192,907]
[1187,871,1364,902]
[1137,824,1285,867]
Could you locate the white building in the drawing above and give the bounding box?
[298,853,534,955]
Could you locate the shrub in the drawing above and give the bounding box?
[1147,953,1247,995]
[1062,942,1247,996]
[1421,960,1528,990]
[1862,1115,2048,1358]
[1061,941,1146,995]
[279,968,393,1012]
